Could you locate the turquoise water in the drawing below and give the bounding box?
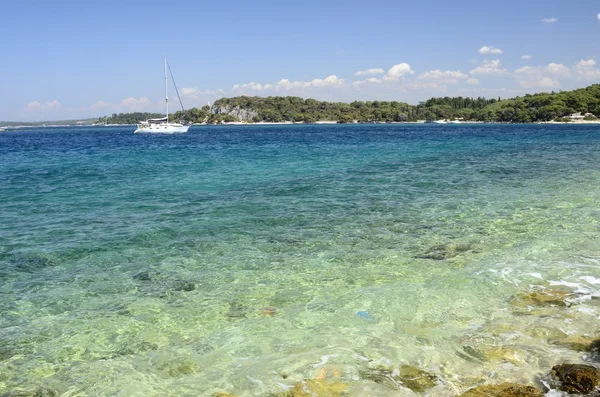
[1,124,600,396]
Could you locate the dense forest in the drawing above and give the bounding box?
[100,84,600,124]
[103,112,164,124]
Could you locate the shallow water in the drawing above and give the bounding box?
[1,124,600,396]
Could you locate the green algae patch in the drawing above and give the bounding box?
[509,287,575,314]
[550,334,596,352]
[360,365,437,392]
[483,347,523,365]
[414,243,474,260]
[459,344,524,365]
[0,387,58,397]
[167,361,199,377]
[459,383,543,397]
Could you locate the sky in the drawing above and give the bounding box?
[1,0,599,121]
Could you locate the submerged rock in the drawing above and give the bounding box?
[172,280,196,292]
[509,287,573,313]
[261,307,277,317]
[155,357,200,378]
[414,243,473,260]
[588,339,600,355]
[459,383,543,396]
[458,345,488,362]
[550,363,599,394]
[213,392,237,397]
[279,379,347,396]
[167,361,199,377]
[551,335,596,352]
[115,340,158,357]
[227,301,248,319]
[132,270,153,281]
[484,347,523,365]
[458,344,524,365]
[360,365,437,392]
[8,254,55,273]
[0,345,14,361]
[396,365,437,392]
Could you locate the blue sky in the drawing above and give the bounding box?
[1,0,599,121]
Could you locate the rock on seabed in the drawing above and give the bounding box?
[458,383,543,397]
[414,243,473,260]
[359,365,437,392]
[550,363,599,394]
[509,287,573,313]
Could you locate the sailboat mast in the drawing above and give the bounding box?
[165,56,168,123]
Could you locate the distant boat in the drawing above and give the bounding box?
[135,57,189,134]
[432,120,462,124]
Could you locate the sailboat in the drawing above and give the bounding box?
[134,57,190,134]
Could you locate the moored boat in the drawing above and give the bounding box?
[135,57,190,134]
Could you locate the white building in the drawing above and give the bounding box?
[566,112,594,120]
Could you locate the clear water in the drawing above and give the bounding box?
[1,124,600,396]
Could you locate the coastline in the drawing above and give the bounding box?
[2,119,600,131]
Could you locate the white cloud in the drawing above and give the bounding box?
[577,59,596,67]
[273,79,295,90]
[546,63,570,76]
[232,74,345,93]
[514,76,560,89]
[521,55,533,60]
[597,13,600,21]
[514,62,569,88]
[466,78,480,85]
[469,60,508,76]
[89,101,111,112]
[180,87,225,99]
[354,68,384,76]
[417,69,468,85]
[120,97,151,112]
[311,75,345,88]
[573,59,600,80]
[24,100,61,112]
[407,82,449,91]
[514,63,569,77]
[542,17,558,23]
[457,87,509,95]
[181,87,199,97]
[538,77,560,87]
[352,77,382,87]
[383,63,413,81]
[231,81,273,91]
[478,46,503,54]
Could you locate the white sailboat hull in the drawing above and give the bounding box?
[134,124,190,134]
[134,57,190,134]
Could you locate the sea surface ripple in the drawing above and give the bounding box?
[1,124,600,396]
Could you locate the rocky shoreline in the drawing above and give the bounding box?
[214,286,599,396]
[5,284,598,397]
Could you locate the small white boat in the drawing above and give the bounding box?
[135,57,190,134]
[447,120,462,124]
[135,117,189,133]
[433,120,447,124]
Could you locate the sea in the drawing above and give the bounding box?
[1,124,600,396]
